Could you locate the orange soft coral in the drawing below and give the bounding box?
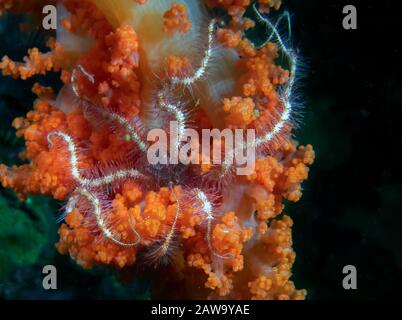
[163,2,192,34]
[56,182,180,268]
[0,38,66,80]
[60,0,113,40]
[0,0,313,300]
[223,96,257,128]
[247,216,306,300]
[205,0,281,17]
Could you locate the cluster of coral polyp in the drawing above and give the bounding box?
[0,0,314,299]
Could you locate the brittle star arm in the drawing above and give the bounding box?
[252,3,297,148]
[256,10,292,49]
[156,19,216,148]
[194,189,234,259]
[147,183,181,261]
[76,187,141,247]
[170,19,216,86]
[157,89,187,149]
[219,7,297,175]
[96,107,149,153]
[71,65,148,153]
[47,131,145,188]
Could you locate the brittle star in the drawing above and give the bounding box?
[47,10,297,264]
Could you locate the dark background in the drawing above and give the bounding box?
[287,0,402,299]
[0,0,401,299]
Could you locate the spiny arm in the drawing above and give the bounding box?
[76,187,141,247]
[194,189,234,260]
[47,131,145,188]
[71,65,148,153]
[170,19,216,87]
